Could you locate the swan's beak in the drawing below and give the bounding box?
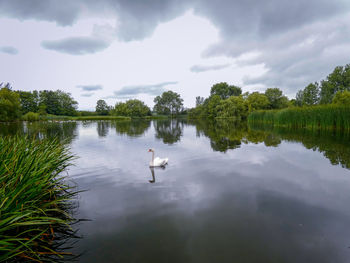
[148,149,152,152]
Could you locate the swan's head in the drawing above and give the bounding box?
[148,148,154,152]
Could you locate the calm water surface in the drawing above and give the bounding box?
[2,120,350,263]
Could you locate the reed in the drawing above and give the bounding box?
[248,105,350,131]
[0,136,78,262]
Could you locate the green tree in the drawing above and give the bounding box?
[96,99,109,115]
[246,92,269,112]
[295,90,304,106]
[114,99,151,117]
[332,90,350,105]
[17,90,39,114]
[302,82,320,105]
[0,83,21,121]
[216,95,248,120]
[210,82,242,99]
[265,88,289,109]
[320,64,350,104]
[153,91,184,115]
[39,90,77,116]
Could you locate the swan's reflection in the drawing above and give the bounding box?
[148,167,165,183]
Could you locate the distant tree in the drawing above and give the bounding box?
[210,82,242,99]
[39,90,77,116]
[17,90,39,114]
[295,90,304,106]
[153,91,184,115]
[332,90,350,105]
[195,96,204,106]
[0,83,21,121]
[264,88,289,109]
[302,82,320,105]
[96,99,109,115]
[246,92,269,112]
[114,99,151,117]
[320,64,350,104]
[216,95,248,120]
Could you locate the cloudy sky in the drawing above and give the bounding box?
[1,0,350,110]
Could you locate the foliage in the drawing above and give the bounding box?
[0,136,77,262]
[248,105,350,131]
[210,82,242,99]
[153,91,184,115]
[17,90,39,114]
[39,90,78,116]
[95,99,110,115]
[0,83,21,121]
[113,99,151,117]
[332,90,350,105]
[216,95,249,120]
[195,96,204,106]
[320,64,350,104]
[302,82,320,105]
[22,111,39,121]
[246,92,270,112]
[264,88,289,109]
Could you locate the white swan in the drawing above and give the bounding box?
[148,149,168,167]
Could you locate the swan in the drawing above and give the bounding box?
[148,149,168,167]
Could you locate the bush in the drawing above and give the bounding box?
[22,111,39,121]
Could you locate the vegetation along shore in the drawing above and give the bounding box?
[0,136,78,262]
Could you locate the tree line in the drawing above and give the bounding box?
[1,63,349,121]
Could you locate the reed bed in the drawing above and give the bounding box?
[0,136,78,262]
[248,105,350,131]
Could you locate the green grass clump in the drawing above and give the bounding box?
[0,136,77,262]
[248,105,350,131]
[21,112,39,122]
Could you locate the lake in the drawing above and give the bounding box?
[1,119,350,263]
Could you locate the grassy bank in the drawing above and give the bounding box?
[0,136,77,262]
[248,105,350,131]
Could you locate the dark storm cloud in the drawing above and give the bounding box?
[190,63,230,73]
[41,37,110,55]
[2,0,350,94]
[0,46,18,55]
[77,85,103,91]
[105,81,178,99]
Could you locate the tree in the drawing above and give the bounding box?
[114,99,151,117]
[153,91,184,115]
[0,83,21,121]
[295,90,304,106]
[264,88,289,109]
[17,90,39,114]
[96,99,109,115]
[320,64,350,104]
[216,95,248,120]
[246,92,269,112]
[332,90,350,105]
[302,82,320,105]
[210,82,242,99]
[39,90,77,116]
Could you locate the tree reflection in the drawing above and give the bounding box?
[112,120,151,137]
[154,119,184,144]
[0,121,78,144]
[97,121,110,137]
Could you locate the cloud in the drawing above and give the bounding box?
[190,63,230,73]
[77,85,103,91]
[0,46,18,55]
[81,93,95,97]
[41,37,110,55]
[104,81,178,99]
[2,0,350,95]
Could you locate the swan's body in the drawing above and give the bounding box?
[148,149,168,167]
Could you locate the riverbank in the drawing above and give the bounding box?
[248,105,350,131]
[0,136,78,262]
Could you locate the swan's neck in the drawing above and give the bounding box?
[151,151,154,164]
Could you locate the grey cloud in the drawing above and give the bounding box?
[77,85,103,91]
[190,64,230,73]
[81,93,95,97]
[0,46,18,55]
[41,37,110,55]
[105,81,178,99]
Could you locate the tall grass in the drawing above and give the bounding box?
[248,105,350,131]
[0,136,78,262]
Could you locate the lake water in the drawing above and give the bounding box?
[2,119,350,263]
